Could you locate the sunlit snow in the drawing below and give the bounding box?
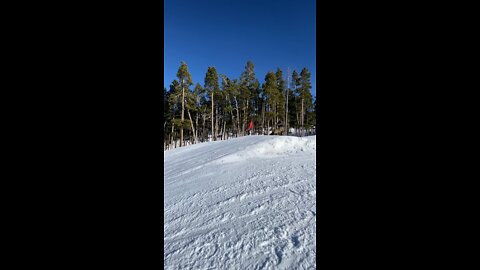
[164,135,316,269]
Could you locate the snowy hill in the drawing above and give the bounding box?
[164,135,316,269]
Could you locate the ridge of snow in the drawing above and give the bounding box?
[214,136,316,164]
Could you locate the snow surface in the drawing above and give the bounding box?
[164,135,316,269]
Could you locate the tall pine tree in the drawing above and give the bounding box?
[299,67,313,136]
[263,71,277,135]
[176,61,193,146]
[275,68,286,134]
[204,67,219,141]
[240,61,258,135]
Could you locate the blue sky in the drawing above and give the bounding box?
[164,0,316,98]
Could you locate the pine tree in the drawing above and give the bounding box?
[220,75,232,140]
[184,81,198,144]
[204,67,219,141]
[164,87,169,130]
[299,68,313,136]
[291,70,301,134]
[263,71,277,135]
[285,68,290,135]
[275,68,286,134]
[228,78,241,137]
[164,87,170,149]
[176,61,193,146]
[194,83,210,142]
[306,96,316,133]
[240,60,258,135]
[193,83,204,142]
[167,80,181,147]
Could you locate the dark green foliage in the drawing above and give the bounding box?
[204,67,219,94]
[299,68,313,109]
[177,61,193,87]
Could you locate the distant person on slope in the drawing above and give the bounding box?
[247,120,254,135]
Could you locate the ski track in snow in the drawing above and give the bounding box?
[164,135,316,269]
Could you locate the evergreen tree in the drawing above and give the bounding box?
[192,83,204,142]
[176,61,193,146]
[306,96,316,132]
[240,60,258,135]
[194,83,210,142]
[204,67,219,141]
[263,71,277,135]
[291,70,301,133]
[228,78,241,137]
[299,68,313,136]
[167,80,182,147]
[164,87,169,129]
[164,87,170,147]
[275,68,286,134]
[184,81,198,143]
[220,75,233,139]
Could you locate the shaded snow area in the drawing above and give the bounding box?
[164,135,316,269]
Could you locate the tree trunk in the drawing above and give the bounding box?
[242,108,246,136]
[274,104,277,134]
[187,109,197,143]
[285,91,289,135]
[211,92,214,141]
[215,105,219,141]
[267,116,269,136]
[219,120,223,141]
[174,132,177,148]
[296,111,299,132]
[262,101,265,135]
[285,68,289,136]
[234,97,240,137]
[301,98,304,137]
[246,102,249,130]
[171,122,175,147]
[195,113,199,143]
[202,115,206,142]
[231,112,235,137]
[222,118,227,140]
[181,85,185,147]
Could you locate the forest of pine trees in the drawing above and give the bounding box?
[164,60,316,150]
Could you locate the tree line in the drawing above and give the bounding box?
[164,60,315,150]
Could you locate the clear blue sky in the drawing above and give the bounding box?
[164,0,316,98]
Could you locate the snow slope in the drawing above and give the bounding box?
[164,135,316,269]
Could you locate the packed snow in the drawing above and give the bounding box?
[164,135,316,269]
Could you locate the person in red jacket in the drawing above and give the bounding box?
[247,120,254,135]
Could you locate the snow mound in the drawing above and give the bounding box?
[215,136,315,164]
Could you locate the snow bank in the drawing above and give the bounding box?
[215,136,316,164]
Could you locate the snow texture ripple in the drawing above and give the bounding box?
[164,135,316,269]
